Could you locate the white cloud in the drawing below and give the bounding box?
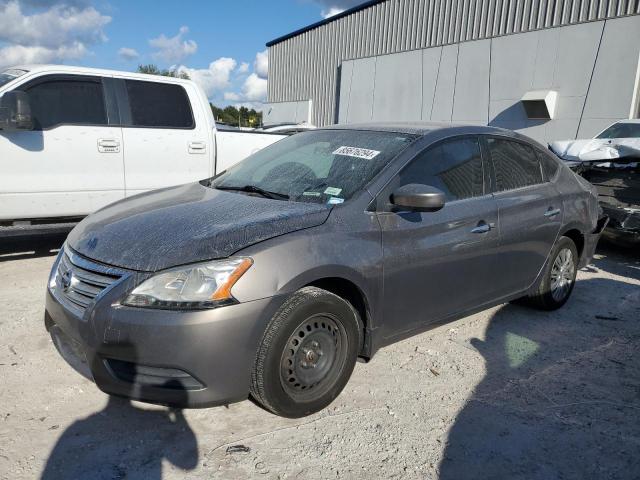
[237,62,249,74]
[117,47,139,61]
[0,42,87,67]
[241,73,267,102]
[220,49,269,105]
[149,26,197,64]
[0,0,110,68]
[176,57,237,97]
[223,91,241,101]
[313,0,362,18]
[254,49,268,79]
[322,7,345,18]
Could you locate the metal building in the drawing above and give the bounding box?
[265,0,640,143]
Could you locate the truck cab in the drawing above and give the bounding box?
[0,65,284,236]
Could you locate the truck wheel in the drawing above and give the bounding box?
[523,236,579,311]
[250,287,360,418]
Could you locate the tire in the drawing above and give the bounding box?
[250,286,361,418]
[522,236,579,311]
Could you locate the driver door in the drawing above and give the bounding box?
[0,74,124,220]
[376,136,501,340]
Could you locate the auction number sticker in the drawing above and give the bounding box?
[333,146,381,160]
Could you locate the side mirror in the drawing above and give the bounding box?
[0,91,33,131]
[390,184,446,212]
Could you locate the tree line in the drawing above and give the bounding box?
[136,64,263,128]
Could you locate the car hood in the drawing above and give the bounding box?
[67,182,331,271]
[549,138,640,162]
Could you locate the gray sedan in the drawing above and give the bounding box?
[46,123,606,418]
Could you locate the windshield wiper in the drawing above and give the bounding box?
[215,184,289,200]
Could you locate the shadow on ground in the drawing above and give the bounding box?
[40,345,198,480]
[0,233,67,262]
[440,249,640,479]
[41,397,198,480]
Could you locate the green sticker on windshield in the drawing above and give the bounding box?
[324,187,342,196]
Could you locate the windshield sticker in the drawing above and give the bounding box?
[302,191,321,196]
[333,146,381,160]
[328,197,344,205]
[324,187,342,196]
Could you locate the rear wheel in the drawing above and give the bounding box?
[250,287,360,418]
[523,236,578,310]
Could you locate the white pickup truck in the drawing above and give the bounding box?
[0,65,285,236]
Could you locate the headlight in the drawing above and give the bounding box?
[123,257,252,310]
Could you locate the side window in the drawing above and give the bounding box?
[25,78,107,129]
[537,150,560,180]
[487,138,543,192]
[398,137,484,202]
[125,80,194,128]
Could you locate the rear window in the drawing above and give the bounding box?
[125,80,194,128]
[537,150,560,180]
[487,138,543,192]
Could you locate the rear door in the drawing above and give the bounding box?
[484,137,562,296]
[0,74,124,220]
[377,136,501,339]
[118,79,211,196]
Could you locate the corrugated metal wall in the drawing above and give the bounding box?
[267,0,640,126]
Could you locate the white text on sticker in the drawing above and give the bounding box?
[333,146,381,160]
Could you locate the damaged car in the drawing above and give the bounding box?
[46,123,606,418]
[550,120,639,246]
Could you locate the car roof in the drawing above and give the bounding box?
[613,119,640,124]
[319,121,522,137]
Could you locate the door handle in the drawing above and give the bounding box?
[188,141,207,154]
[97,138,120,153]
[544,208,561,218]
[471,221,492,234]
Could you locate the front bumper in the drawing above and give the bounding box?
[45,250,285,408]
[601,204,640,247]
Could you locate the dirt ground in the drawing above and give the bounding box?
[0,234,639,480]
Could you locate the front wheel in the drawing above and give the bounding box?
[250,287,361,418]
[523,236,579,310]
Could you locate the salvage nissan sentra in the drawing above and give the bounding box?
[46,123,607,418]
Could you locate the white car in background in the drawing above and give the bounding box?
[0,65,285,236]
[549,119,640,164]
[549,119,639,246]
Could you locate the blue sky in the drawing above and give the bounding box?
[0,0,364,107]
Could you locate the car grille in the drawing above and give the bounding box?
[55,249,125,314]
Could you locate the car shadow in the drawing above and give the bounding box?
[439,253,640,479]
[0,233,68,262]
[40,345,199,480]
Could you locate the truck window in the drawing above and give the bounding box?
[25,79,107,130]
[125,80,194,129]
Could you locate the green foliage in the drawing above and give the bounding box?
[136,64,190,80]
[210,104,263,128]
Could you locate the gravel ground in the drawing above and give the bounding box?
[0,235,639,480]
